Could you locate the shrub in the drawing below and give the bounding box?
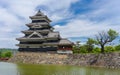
[73,45,88,53]
[73,46,80,53]
[4,51,12,58]
[92,47,101,53]
[115,45,120,51]
[1,51,12,58]
[105,46,115,52]
[79,45,88,53]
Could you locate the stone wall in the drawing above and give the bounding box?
[66,53,120,69]
[8,52,120,69]
[8,52,68,64]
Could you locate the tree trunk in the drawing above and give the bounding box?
[101,45,104,53]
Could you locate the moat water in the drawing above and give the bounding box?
[0,62,120,75]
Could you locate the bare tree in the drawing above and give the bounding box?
[95,29,118,53]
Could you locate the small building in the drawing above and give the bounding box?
[16,10,73,54]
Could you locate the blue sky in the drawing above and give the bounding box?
[0,0,120,48]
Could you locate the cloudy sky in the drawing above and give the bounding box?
[0,0,120,48]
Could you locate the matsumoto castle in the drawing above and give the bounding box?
[16,10,73,54]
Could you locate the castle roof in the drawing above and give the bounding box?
[59,39,73,45]
[35,10,44,16]
[47,32,59,38]
[29,10,52,22]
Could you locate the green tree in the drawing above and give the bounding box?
[0,51,2,58]
[86,38,95,52]
[73,41,81,53]
[79,45,88,53]
[95,29,118,53]
[4,51,12,58]
[73,46,80,53]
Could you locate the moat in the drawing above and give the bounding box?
[0,62,120,75]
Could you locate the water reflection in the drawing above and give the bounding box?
[17,64,120,75]
[0,62,18,75]
[0,62,120,75]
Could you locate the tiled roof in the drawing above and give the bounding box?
[28,31,43,38]
[59,39,73,45]
[35,10,44,16]
[47,32,59,38]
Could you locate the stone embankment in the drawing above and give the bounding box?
[66,53,120,69]
[8,52,120,69]
[8,52,68,64]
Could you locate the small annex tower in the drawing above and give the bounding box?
[16,10,73,53]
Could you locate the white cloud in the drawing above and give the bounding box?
[86,0,120,24]
[54,18,120,38]
[54,0,120,39]
[41,0,79,22]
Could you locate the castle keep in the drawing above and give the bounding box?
[16,10,73,53]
